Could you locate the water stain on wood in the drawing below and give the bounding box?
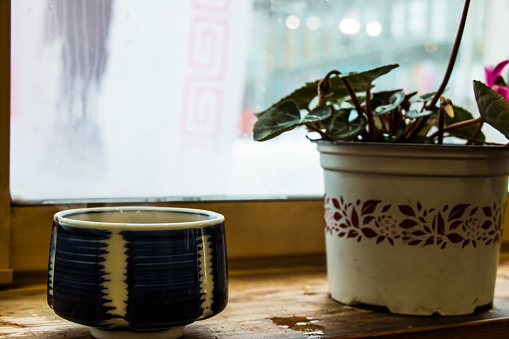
[270,316,324,337]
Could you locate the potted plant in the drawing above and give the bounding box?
[253,0,509,316]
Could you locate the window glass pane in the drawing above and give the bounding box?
[10,0,509,202]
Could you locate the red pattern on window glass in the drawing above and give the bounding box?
[193,0,230,12]
[180,1,230,157]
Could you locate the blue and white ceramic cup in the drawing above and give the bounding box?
[47,206,228,339]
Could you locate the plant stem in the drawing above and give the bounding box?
[467,121,484,145]
[426,0,470,111]
[318,70,340,107]
[445,115,483,132]
[437,97,447,144]
[340,77,364,117]
[307,123,331,140]
[457,134,501,145]
[364,82,379,140]
[429,116,484,140]
[422,118,438,136]
[405,116,429,142]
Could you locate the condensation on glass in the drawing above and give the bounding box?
[10,0,509,202]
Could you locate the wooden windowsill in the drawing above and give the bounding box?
[3,260,509,338]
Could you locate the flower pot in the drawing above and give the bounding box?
[317,142,509,316]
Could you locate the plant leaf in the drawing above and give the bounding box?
[253,101,332,141]
[323,109,367,141]
[253,100,301,141]
[412,91,436,102]
[374,91,405,115]
[474,80,509,139]
[253,64,400,142]
[339,64,400,85]
[257,75,368,116]
[303,105,334,122]
[445,105,485,141]
[405,110,434,119]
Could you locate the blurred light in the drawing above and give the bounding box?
[306,16,321,30]
[340,18,360,35]
[286,15,300,30]
[366,21,382,37]
[477,39,486,53]
[425,41,438,53]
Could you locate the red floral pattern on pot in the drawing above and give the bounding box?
[324,194,503,249]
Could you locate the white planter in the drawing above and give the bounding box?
[317,142,509,316]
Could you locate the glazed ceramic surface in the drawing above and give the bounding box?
[47,207,228,339]
[317,142,509,315]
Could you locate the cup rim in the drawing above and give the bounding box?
[54,206,225,230]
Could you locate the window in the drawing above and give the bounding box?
[5,0,509,283]
[11,0,509,203]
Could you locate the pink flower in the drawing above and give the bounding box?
[485,59,509,101]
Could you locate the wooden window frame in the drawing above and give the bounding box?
[2,0,509,285]
[0,2,327,284]
[0,0,11,284]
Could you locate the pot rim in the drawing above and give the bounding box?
[314,140,509,151]
[315,140,509,160]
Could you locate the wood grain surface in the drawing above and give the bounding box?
[2,261,509,338]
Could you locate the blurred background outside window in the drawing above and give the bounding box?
[10,0,509,202]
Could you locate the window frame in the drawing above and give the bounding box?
[0,0,11,284]
[3,0,509,285]
[0,0,326,283]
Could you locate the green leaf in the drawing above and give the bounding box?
[412,91,436,102]
[374,91,405,115]
[256,75,367,116]
[445,105,485,142]
[253,100,302,141]
[371,89,403,107]
[298,64,400,110]
[324,109,367,141]
[255,64,399,117]
[323,77,364,104]
[405,110,434,119]
[382,127,405,142]
[253,64,400,141]
[276,82,324,111]
[253,101,332,141]
[474,80,509,139]
[340,64,399,85]
[303,105,334,122]
[342,91,368,109]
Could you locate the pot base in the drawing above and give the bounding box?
[90,326,186,339]
[330,294,493,316]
